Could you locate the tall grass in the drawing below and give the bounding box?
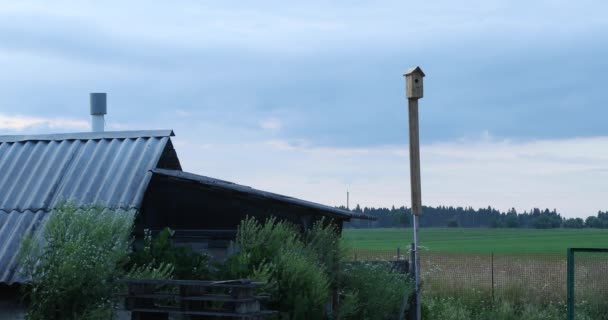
[347,248,608,319]
[423,293,607,320]
[423,296,567,320]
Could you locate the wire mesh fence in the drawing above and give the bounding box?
[347,248,607,311]
[350,248,407,262]
[568,248,608,320]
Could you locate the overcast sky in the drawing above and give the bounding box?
[1,1,607,218]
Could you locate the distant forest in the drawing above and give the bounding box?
[342,205,608,229]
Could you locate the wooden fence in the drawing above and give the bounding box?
[120,278,276,319]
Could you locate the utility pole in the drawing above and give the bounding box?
[347,190,350,210]
[404,66,425,320]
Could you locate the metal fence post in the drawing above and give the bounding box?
[567,248,574,320]
[491,252,494,302]
[409,243,417,320]
[409,243,416,276]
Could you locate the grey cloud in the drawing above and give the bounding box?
[1,1,608,148]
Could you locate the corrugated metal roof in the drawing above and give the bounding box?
[0,210,48,285]
[0,130,175,143]
[151,168,374,221]
[0,130,179,285]
[0,130,177,212]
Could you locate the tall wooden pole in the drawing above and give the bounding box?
[404,66,425,320]
[409,98,422,320]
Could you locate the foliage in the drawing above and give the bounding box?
[344,205,608,229]
[127,228,211,280]
[224,217,330,319]
[224,217,414,320]
[233,216,302,267]
[305,219,348,289]
[126,261,174,280]
[531,214,561,229]
[563,217,585,228]
[19,203,136,320]
[447,219,458,228]
[421,296,591,320]
[273,249,330,319]
[583,212,608,229]
[339,262,412,320]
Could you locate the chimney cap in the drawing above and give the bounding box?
[90,93,107,115]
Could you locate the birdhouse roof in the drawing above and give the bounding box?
[404,66,425,77]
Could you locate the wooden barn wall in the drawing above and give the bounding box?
[0,285,25,319]
[138,175,342,236]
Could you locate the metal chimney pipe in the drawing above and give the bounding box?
[90,93,107,132]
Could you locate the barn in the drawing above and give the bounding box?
[0,129,367,318]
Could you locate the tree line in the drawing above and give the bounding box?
[343,205,608,229]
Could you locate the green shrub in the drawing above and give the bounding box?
[225,217,330,319]
[274,249,330,319]
[305,219,347,289]
[339,262,412,320]
[226,217,413,320]
[128,228,211,280]
[126,261,174,280]
[19,203,136,320]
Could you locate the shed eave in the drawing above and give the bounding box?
[150,169,374,220]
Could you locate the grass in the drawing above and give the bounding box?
[343,228,608,254]
[343,228,608,318]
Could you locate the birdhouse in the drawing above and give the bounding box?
[404,66,425,99]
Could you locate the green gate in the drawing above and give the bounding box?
[567,248,608,320]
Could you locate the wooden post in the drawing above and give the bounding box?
[404,66,425,320]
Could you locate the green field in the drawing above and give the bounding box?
[342,228,608,254]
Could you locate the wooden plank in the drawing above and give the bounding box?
[129,307,276,317]
[120,278,264,288]
[122,293,262,302]
[122,278,274,317]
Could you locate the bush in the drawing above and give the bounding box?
[128,228,211,280]
[305,219,347,290]
[225,216,412,320]
[224,217,330,319]
[339,262,412,320]
[19,203,136,320]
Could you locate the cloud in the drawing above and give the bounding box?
[0,113,88,132]
[1,0,608,148]
[259,118,283,131]
[175,110,191,117]
[177,135,608,219]
[2,1,607,63]
[1,0,607,220]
